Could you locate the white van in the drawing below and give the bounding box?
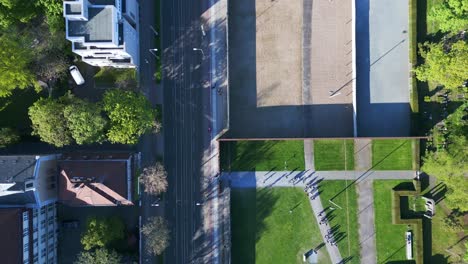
[69,65,85,85]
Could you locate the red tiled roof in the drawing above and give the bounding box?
[58,159,133,206]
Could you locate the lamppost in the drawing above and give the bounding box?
[193,48,205,59]
[149,48,158,59]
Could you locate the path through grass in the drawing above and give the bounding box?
[221,141,305,171]
[231,188,330,264]
[319,181,360,264]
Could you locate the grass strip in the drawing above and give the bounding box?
[319,181,360,264]
[314,140,354,171]
[221,140,305,171]
[372,139,413,170]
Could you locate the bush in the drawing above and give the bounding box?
[0,127,20,148]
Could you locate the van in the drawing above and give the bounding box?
[69,65,85,85]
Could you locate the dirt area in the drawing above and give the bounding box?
[255,0,302,107]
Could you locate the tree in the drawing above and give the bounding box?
[428,0,468,33]
[141,217,170,256]
[74,248,122,264]
[36,0,65,33]
[0,0,36,28]
[63,99,108,145]
[139,162,168,196]
[0,127,20,148]
[415,40,468,90]
[28,97,73,147]
[422,103,468,212]
[81,217,124,250]
[0,35,37,97]
[103,90,157,144]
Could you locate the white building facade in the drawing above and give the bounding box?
[63,0,139,68]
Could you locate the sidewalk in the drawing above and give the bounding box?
[226,170,416,188]
[357,179,377,264]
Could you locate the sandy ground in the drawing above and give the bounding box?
[255,0,303,107]
[228,0,354,138]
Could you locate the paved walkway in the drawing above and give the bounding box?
[304,140,315,171]
[356,179,377,264]
[226,170,416,188]
[354,139,371,171]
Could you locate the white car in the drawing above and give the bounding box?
[69,65,85,85]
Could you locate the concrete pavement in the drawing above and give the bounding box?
[226,170,416,188]
[357,179,377,264]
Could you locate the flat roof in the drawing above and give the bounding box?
[58,156,132,206]
[68,7,113,42]
[0,208,23,263]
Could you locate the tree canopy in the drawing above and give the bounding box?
[0,35,37,98]
[81,217,124,250]
[0,127,20,148]
[139,162,168,196]
[103,90,157,144]
[428,0,468,33]
[422,103,468,212]
[0,0,36,28]
[64,99,108,145]
[74,248,122,264]
[141,217,170,256]
[28,97,73,147]
[415,40,468,90]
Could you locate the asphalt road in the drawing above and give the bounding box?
[160,0,210,263]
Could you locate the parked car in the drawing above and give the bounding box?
[62,220,79,229]
[69,65,85,85]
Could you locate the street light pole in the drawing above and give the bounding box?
[193,48,205,59]
[149,48,159,59]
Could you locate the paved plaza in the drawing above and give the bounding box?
[227,0,354,138]
[356,0,411,136]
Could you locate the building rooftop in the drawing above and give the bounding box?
[0,208,23,264]
[58,153,133,206]
[0,156,38,205]
[68,7,113,42]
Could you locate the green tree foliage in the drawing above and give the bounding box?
[36,0,65,33]
[141,217,170,256]
[81,217,124,251]
[415,40,468,90]
[74,248,122,264]
[64,99,107,145]
[0,0,36,28]
[0,127,19,148]
[0,35,37,98]
[428,0,468,33]
[422,104,468,212]
[28,97,72,147]
[103,90,157,144]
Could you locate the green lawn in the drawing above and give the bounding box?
[372,139,413,170]
[319,181,360,264]
[94,67,136,89]
[431,204,467,263]
[221,141,305,171]
[374,180,415,263]
[231,188,330,264]
[314,140,354,171]
[426,0,444,35]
